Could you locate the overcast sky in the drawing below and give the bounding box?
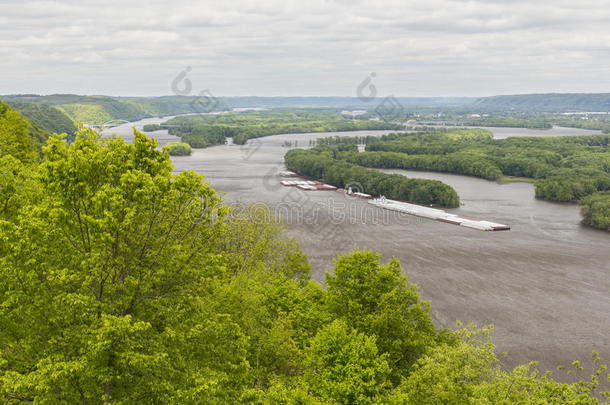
[1,0,609,97]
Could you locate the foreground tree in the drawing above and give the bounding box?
[393,326,608,405]
[0,128,249,403]
[304,320,391,404]
[325,250,441,383]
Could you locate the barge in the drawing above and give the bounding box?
[279,170,298,177]
[368,196,510,231]
[280,179,337,191]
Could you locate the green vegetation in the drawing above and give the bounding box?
[0,101,39,163]
[352,150,505,180]
[499,176,536,183]
[163,109,404,147]
[5,93,610,131]
[0,128,608,403]
[579,191,610,231]
[548,114,610,133]
[319,129,610,230]
[6,101,76,142]
[0,94,232,125]
[461,115,553,129]
[164,141,193,156]
[458,112,610,132]
[285,145,461,207]
[473,93,610,112]
[180,125,228,148]
[142,124,163,132]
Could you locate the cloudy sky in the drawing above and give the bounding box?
[1,0,609,97]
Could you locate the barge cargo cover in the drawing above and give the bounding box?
[368,196,510,231]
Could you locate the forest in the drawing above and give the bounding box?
[0,94,232,125]
[0,100,78,155]
[285,145,461,207]
[0,102,608,402]
[6,101,76,139]
[318,129,610,230]
[472,93,610,112]
[579,191,610,231]
[4,93,610,132]
[0,100,42,163]
[161,109,404,146]
[430,113,610,132]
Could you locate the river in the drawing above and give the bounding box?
[102,119,610,378]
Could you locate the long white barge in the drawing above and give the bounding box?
[368,196,510,231]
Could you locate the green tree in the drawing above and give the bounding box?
[303,320,391,404]
[207,206,327,390]
[325,250,439,384]
[0,101,38,163]
[393,325,609,404]
[164,141,193,156]
[0,155,39,220]
[392,325,497,404]
[0,128,253,403]
[579,191,610,230]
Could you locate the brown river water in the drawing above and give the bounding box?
[103,119,609,379]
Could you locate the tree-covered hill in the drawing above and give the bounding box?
[0,100,40,163]
[0,94,232,125]
[0,99,79,157]
[5,92,610,126]
[1,94,475,126]
[6,101,76,138]
[473,93,610,112]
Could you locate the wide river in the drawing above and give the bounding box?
[103,119,609,378]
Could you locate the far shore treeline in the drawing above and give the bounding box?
[161,110,404,146]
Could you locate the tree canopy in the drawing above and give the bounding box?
[0,100,39,164]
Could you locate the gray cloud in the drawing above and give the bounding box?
[1,0,609,96]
